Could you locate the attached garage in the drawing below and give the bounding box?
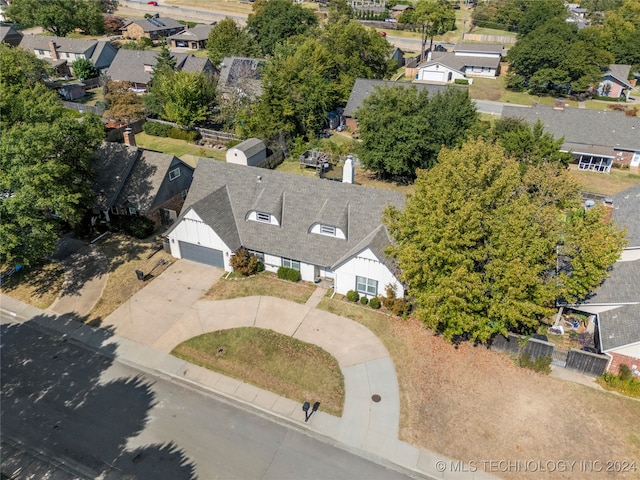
[178,241,224,267]
[421,70,445,82]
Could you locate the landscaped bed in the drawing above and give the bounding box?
[171,327,345,416]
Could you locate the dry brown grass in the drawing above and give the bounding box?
[0,262,65,309]
[86,233,174,325]
[317,297,640,480]
[203,272,316,304]
[172,327,345,415]
[569,166,640,196]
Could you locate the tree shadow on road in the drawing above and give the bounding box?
[0,312,197,479]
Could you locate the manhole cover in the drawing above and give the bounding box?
[371,394,381,403]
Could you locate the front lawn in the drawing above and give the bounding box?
[172,327,345,415]
[0,261,65,309]
[203,272,316,304]
[569,166,640,195]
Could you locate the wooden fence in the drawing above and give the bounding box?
[144,118,242,143]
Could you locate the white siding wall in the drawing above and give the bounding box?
[463,66,497,78]
[263,253,281,273]
[455,51,501,59]
[610,343,640,360]
[333,248,403,298]
[309,223,346,239]
[418,65,465,83]
[226,149,248,165]
[167,210,233,270]
[300,262,315,282]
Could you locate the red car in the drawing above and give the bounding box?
[147,1,158,5]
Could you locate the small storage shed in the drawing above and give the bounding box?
[226,138,267,167]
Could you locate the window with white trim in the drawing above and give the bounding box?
[256,212,271,223]
[282,258,300,271]
[319,224,336,236]
[248,250,264,263]
[169,167,181,181]
[356,276,378,296]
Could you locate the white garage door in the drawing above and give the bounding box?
[178,241,224,268]
[421,70,446,82]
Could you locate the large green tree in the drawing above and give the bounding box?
[7,0,105,37]
[506,18,613,94]
[384,140,626,343]
[206,17,260,65]
[246,0,318,56]
[147,71,217,127]
[0,44,105,267]
[322,19,395,101]
[238,37,338,141]
[356,85,476,179]
[411,0,456,61]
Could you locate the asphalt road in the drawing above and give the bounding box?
[0,316,416,480]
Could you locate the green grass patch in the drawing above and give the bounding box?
[203,272,316,304]
[134,132,226,161]
[0,261,65,309]
[598,365,640,399]
[172,328,345,415]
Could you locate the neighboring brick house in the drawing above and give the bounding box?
[563,183,640,375]
[501,105,640,172]
[106,49,215,90]
[92,136,194,228]
[18,34,118,75]
[167,24,215,50]
[121,14,184,41]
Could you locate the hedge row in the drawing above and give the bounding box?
[143,122,201,142]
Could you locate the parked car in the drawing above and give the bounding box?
[147,1,158,5]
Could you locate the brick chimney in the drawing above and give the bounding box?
[49,41,59,60]
[123,128,136,147]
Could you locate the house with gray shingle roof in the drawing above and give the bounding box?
[92,141,194,227]
[342,78,457,131]
[18,34,118,73]
[106,49,215,90]
[565,183,640,375]
[415,43,503,83]
[167,24,215,50]
[121,15,184,41]
[501,105,640,171]
[0,24,23,46]
[164,161,406,297]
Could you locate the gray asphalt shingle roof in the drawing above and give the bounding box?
[93,143,140,211]
[416,51,501,71]
[167,24,215,42]
[18,34,117,69]
[343,78,456,117]
[454,43,504,55]
[604,64,632,88]
[598,304,640,352]
[123,16,184,33]
[168,160,405,268]
[577,183,640,351]
[218,56,264,98]
[232,138,266,158]
[501,105,640,151]
[107,49,212,85]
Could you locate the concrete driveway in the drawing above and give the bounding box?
[103,260,401,452]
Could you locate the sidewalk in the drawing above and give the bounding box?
[1,258,498,480]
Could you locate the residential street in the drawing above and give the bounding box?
[0,316,417,480]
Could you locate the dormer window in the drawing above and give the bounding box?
[256,212,271,223]
[320,224,336,236]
